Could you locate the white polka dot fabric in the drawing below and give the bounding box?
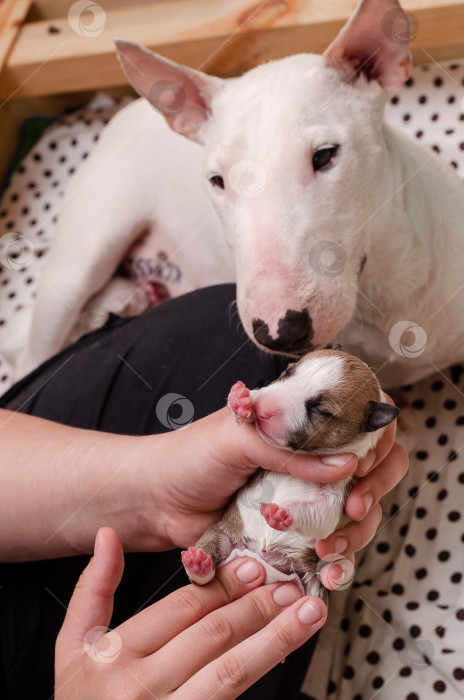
[384,62,464,177]
[321,366,464,700]
[0,93,133,392]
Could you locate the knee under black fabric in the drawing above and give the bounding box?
[0,284,316,700]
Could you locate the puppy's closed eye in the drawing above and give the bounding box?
[305,397,335,420]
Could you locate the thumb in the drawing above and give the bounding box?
[56,527,125,659]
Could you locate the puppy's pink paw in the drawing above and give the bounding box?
[181,547,212,577]
[260,503,293,531]
[228,381,253,424]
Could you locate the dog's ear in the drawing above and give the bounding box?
[114,39,224,142]
[323,0,412,92]
[364,401,400,432]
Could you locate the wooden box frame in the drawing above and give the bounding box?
[0,0,463,182]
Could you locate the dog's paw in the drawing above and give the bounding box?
[228,381,254,425]
[260,503,293,531]
[181,547,215,584]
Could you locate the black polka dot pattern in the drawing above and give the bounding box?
[325,359,464,698]
[385,62,464,178]
[0,94,134,394]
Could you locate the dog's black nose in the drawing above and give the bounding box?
[252,309,314,354]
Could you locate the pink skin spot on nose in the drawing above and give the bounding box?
[260,503,293,531]
[181,547,212,576]
[228,381,253,424]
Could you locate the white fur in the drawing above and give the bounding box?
[19,0,464,389]
[232,355,389,570]
[252,354,344,446]
[236,471,350,549]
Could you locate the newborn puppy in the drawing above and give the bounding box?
[182,350,399,598]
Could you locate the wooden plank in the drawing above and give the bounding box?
[0,0,463,99]
[0,0,33,183]
[0,105,21,187]
[28,0,168,22]
[413,43,464,63]
[0,0,32,74]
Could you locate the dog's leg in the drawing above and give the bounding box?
[182,522,234,585]
[302,549,329,602]
[20,225,142,377]
[19,135,155,377]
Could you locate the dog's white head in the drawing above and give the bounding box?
[115,0,411,355]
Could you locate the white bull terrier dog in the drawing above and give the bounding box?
[21,0,464,388]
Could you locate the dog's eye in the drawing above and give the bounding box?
[209,175,225,189]
[306,398,334,420]
[312,145,339,172]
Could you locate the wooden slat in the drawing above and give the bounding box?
[0,0,33,185]
[0,0,32,75]
[0,105,20,187]
[0,0,463,99]
[28,0,164,21]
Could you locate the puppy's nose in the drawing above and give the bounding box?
[252,309,314,353]
[254,396,282,422]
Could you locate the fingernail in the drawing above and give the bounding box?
[328,563,347,585]
[363,493,374,515]
[273,583,302,607]
[236,560,261,583]
[94,529,102,556]
[321,453,354,467]
[297,599,324,625]
[357,451,376,476]
[332,536,348,554]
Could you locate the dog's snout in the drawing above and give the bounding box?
[252,309,314,354]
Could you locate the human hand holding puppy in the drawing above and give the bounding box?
[134,396,405,591]
[55,356,406,698]
[55,527,327,699]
